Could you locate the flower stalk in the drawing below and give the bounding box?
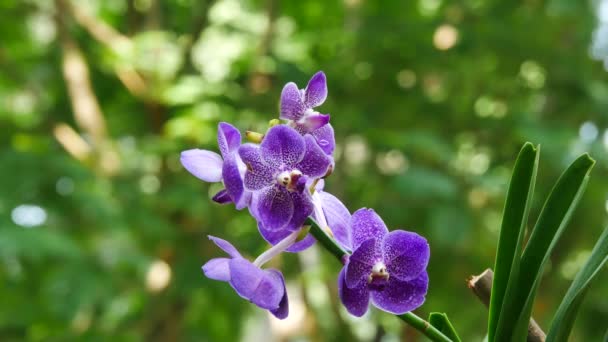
[306,217,454,342]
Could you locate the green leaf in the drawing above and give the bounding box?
[429,312,461,342]
[495,153,595,341]
[488,143,539,341]
[547,227,608,341]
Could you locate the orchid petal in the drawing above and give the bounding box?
[208,235,241,258]
[370,271,428,315]
[222,154,246,204]
[350,208,389,250]
[249,268,285,310]
[180,149,223,183]
[346,238,380,288]
[302,113,330,131]
[304,71,328,108]
[383,230,430,281]
[229,258,264,300]
[296,135,331,178]
[338,268,370,317]
[212,189,232,204]
[256,186,294,231]
[310,123,335,155]
[202,258,231,281]
[268,270,289,319]
[260,125,306,168]
[319,191,352,250]
[257,221,316,253]
[217,122,241,157]
[280,82,306,120]
[239,144,274,191]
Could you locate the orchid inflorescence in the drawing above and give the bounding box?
[180,72,430,319]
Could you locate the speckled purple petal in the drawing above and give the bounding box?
[239,144,274,191]
[268,270,289,319]
[302,113,330,131]
[260,125,306,168]
[286,191,314,230]
[249,268,286,310]
[346,238,380,288]
[180,149,223,183]
[212,189,232,204]
[350,208,389,250]
[319,191,351,250]
[228,258,264,301]
[258,221,316,253]
[222,154,246,205]
[370,271,428,315]
[208,235,241,258]
[280,82,306,120]
[296,135,331,178]
[217,122,241,158]
[310,123,335,155]
[338,268,370,317]
[256,185,294,231]
[304,71,327,108]
[202,258,231,282]
[383,230,430,282]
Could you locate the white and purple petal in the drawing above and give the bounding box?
[180,149,223,183]
[222,154,247,207]
[208,235,242,258]
[217,122,241,158]
[370,271,428,315]
[267,270,289,319]
[350,208,389,250]
[260,125,306,168]
[255,185,295,231]
[249,268,286,310]
[304,71,328,108]
[300,113,330,132]
[338,268,370,317]
[239,144,275,191]
[310,123,335,155]
[212,189,232,204]
[257,222,316,253]
[319,191,351,250]
[228,258,265,301]
[383,230,430,281]
[296,135,331,178]
[280,82,306,120]
[345,238,379,288]
[202,258,231,282]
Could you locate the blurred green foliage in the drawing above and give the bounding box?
[1,0,607,341]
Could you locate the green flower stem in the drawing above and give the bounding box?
[305,218,454,342]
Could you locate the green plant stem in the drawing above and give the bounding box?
[305,218,454,342]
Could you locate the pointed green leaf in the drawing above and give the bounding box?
[495,153,595,341]
[429,312,461,342]
[488,143,539,341]
[547,227,608,341]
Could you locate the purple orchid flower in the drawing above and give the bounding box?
[280,71,330,132]
[202,235,289,319]
[255,180,351,253]
[339,208,429,317]
[239,124,331,231]
[180,122,250,209]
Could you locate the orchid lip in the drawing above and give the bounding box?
[276,169,303,192]
[368,261,390,284]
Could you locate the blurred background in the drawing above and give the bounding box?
[1,0,608,340]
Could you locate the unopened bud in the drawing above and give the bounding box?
[268,119,280,127]
[245,131,264,143]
